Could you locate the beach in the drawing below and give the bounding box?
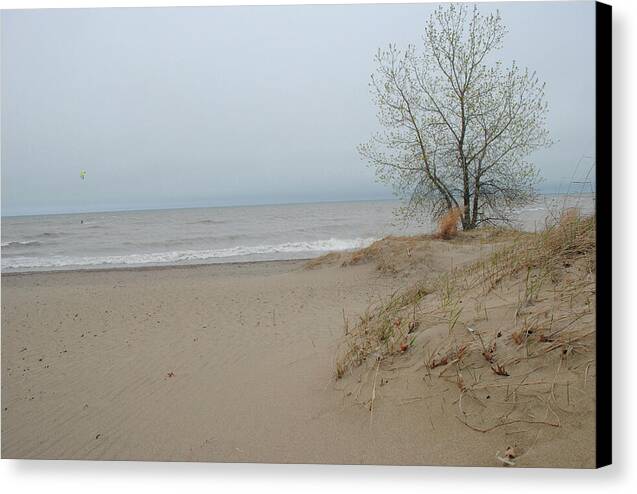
[1,226,596,466]
[0,1,605,476]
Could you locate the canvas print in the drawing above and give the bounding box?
[1,2,610,467]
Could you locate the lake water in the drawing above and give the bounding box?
[1,194,594,272]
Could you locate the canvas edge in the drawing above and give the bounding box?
[595,0,612,470]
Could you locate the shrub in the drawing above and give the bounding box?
[434,207,464,240]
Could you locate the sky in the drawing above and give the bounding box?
[1,2,596,216]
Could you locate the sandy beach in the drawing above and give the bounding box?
[1,223,596,467]
[1,0,607,475]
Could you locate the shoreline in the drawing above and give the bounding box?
[1,257,311,277]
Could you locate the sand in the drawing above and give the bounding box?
[1,236,596,467]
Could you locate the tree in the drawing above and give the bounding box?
[359,4,552,230]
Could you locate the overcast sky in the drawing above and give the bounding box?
[1,2,596,216]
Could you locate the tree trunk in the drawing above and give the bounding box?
[462,164,474,230]
[470,177,480,229]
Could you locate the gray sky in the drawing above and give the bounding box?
[1,2,596,216]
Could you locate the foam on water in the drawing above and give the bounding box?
[1,237,377,270]
[1,240,42,248]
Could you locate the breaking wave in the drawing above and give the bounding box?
[1,237,376,270]
[1,240,42,248]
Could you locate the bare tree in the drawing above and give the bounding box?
[359,4,552,230]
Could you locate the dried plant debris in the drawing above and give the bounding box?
[335,211,596,447]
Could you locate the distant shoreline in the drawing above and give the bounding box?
[0,196,399,219]
[0,191,594,218]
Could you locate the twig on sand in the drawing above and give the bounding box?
[343,308,349,335]
[455,415,559,434]
[369,359,381,426]
[505,366,545,401]
[399,389,449,405]
[495,451,516,466]
[514,403,555,462]
[583,360,595,385]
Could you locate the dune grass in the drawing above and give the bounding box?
[334,210,596,453]
[335,210,596,380]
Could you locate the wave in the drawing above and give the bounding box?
[188,219,228,225]
[1,237,376,270]
[1,240,42,248]
[133,233,250,249]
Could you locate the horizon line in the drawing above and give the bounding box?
[0,188,595,219]
[0,196,398,219]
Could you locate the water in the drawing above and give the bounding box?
[1,195,594,273]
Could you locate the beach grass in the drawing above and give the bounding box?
[333,209,596,455]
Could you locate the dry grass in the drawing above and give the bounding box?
[460,210,595,294]
[335,281,434,374]
[433,207,464,240]
[304,252,341,270]
[335,210,596,443]
[304,228,519,275]
[304,235,433,273]
[323,208,597,469]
